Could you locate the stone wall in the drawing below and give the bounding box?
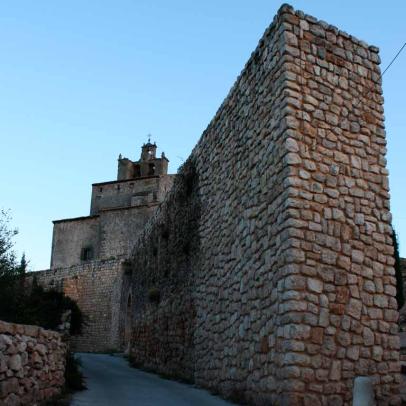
[0,320,66,405]
[32,176,175,352]
[272,6,399,405]
[126,4,399,405]
[98,206,159,259]
[124,169,198,379]
[27,259,125,352]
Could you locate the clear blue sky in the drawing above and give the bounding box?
[0,0,405,270]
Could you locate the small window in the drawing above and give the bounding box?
[81,247,93,261]
[148,163,155,176]
[99,187,103,192]
[117,184,121,191]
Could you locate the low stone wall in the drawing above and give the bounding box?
[0,320,67,405]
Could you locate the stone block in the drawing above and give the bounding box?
[346,299,362,320]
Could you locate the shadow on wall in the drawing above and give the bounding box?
[120,158,201,381]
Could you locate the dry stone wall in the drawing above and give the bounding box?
[0,320,66,406]
[125,168,198,380]
[283,9,399,404]
[127,4,399,405]
[27,259,125,352]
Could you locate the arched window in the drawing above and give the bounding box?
[148,163,155,176]
[133,165,141,178]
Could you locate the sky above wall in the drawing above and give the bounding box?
[0,0,405,270]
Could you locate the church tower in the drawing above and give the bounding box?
[117,140,169,181]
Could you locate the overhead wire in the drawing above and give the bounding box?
[381,42,406,77]
[354,41,406,108]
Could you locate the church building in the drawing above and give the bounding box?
[27,141,174,352]
[51,141,174,268]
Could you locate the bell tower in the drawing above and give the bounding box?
[117,138,169,181]
[140,140,157,161]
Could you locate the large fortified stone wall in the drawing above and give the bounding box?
[124,169,198,379]
[27,259,125,352]
[0,320,66,405]
[127,5,399,405]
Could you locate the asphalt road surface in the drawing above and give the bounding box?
[70,353,233,406]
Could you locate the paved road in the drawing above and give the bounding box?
[71,353,233,406]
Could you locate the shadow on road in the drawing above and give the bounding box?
[70,353,233,406]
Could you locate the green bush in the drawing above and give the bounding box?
[0,275,85,335]
[18,282,84,335]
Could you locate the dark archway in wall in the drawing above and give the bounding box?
[124,293,132,353]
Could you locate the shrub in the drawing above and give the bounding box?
[21,283,85,335]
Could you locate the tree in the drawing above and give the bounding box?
[393,229,405,309]
[17,252,28,275]
[0,209,17,278]
[0,210,19,319]
[0,210,84,335]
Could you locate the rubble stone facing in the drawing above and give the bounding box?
[26,259,125,353]
[0,320,66,406]
[277,5,399,405]
[127,4,399,405]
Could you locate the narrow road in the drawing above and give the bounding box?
[71,353,233,406]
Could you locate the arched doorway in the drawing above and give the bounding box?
[124,293,132,354]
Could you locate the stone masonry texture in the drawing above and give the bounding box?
[125,4,400,405]
[26,259,125,353]
[0,320,67,406]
